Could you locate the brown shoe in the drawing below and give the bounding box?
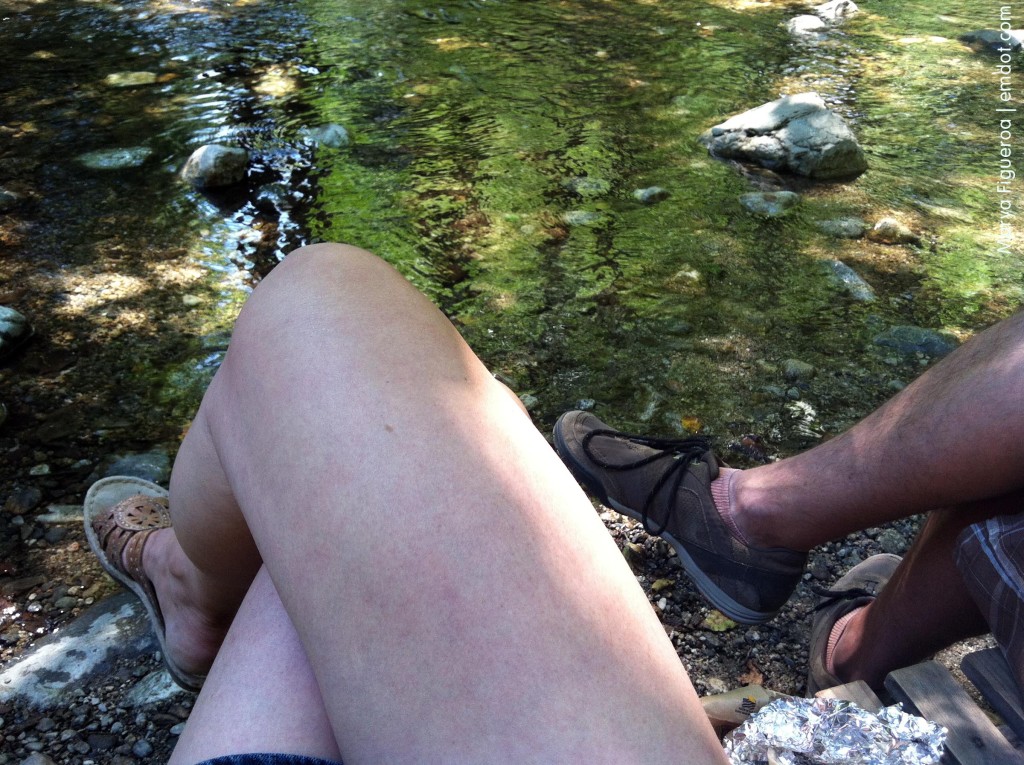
[84,476,205,692]
[806,553,901,696]
[553,410,807,625]
[956,516,1024,692]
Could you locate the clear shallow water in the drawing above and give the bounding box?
[2,0,1019,444]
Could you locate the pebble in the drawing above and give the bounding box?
[877,529,906,555]
[103,71,159,87]
[560,210,603,226]
[131,740,153,758]
[867,217,920,245]
[814,217,866,238]
[0,188,24,213]
[5,486,42,515]
[632,186,670,204]
[77,147,153,170]
[739,191,799,217]
[20,754,56,765]
[782,359,815,381]
[169,722,186,736]
[303,123,350,148]
[873,325,958,357]
[823,260,876,302]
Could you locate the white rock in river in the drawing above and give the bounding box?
[700,92,867,180]
[180,145,249,189]
[77,147,153,170]
[823,260,875,302]
[787,15,826,36]
[814,0,858,22]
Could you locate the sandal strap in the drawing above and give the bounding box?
[91,495,170,617]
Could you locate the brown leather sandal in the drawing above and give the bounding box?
[84,476,205,692]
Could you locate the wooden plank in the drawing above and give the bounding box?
[962,648,1024,741]
[814,679,883,713]
[885,661,1023,765]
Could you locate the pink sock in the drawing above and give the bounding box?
[824,608,864,676]
[709,468,751,545]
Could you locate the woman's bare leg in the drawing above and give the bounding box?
[143,243,727,764]
[170,568,342,764]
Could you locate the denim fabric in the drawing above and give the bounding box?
[195,755,343,765]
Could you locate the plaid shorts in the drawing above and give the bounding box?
[955,514,1024,689]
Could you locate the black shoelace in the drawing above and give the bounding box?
[580,428,713,536]
[809,584,878,612]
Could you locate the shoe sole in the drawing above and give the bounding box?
[553,413,775,625]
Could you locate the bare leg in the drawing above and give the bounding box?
[147,244,727,764]
[730,311,1024,551]
[170,568,342,764]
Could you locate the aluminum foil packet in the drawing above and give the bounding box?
[723,697,947,765]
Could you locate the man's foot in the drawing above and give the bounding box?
[956,516,1024,692]
[552,411,807,625]
[806,553,901,695]
[84,477,227,691]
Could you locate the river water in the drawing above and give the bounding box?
[1,0,1019,450]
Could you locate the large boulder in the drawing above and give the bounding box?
[700,92,868,180]
[180,144,249,189]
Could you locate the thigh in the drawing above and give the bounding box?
[199,244,727,764]
[170,568,343,765]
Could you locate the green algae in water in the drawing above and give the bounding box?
[297,0,1021,434]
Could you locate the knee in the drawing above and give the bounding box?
[270,243,396,289]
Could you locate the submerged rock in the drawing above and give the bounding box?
[822,260,875,302]
[304,123,350,148]
[77,147,153,170]
[867,217,920,245]
[961,29,1024,53]
[739,191,800,217]
[0,187,23,213]
[633,186,670,204]
[561,210,603,226]
[874,325,959,357]
[103,71,159,87]
[815,216,866,238]
[814,0,858,22]
[180,145,249,189]
[564,177,611,197]
[700,92,867,180]
[0,305,33,361]
[787,15,826,37]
